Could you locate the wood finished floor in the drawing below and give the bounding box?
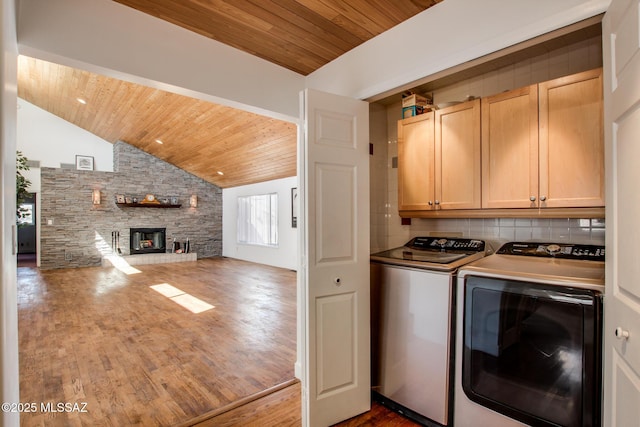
[18,257,421,426]
[192,381,421,427]
[18,257,297,426]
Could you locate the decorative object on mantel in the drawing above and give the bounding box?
[115,193,181,208]
[75,155,94,171]
[141,194,160,204]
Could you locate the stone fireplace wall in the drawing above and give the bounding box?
[40,141,222,269]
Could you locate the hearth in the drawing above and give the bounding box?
[130,228,166,254]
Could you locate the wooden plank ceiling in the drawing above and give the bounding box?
[113,0,443,75]
[18,1,443,188]
[18,56,297,189]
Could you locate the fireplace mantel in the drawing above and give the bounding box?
[116,203,181,208]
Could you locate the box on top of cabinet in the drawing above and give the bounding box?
[402,93,431,107]
[402,105,425,118]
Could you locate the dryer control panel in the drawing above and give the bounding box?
[497,242,605,261]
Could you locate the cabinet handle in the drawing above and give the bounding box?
[615,327,630,340]
[530,196,536,202]
[333,277,342,286]
[540,196,547,202]
[434,200,440,205]
[428,201,433,206]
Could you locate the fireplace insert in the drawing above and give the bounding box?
[130,228,166,254]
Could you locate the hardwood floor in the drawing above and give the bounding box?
[191,381,421,427]
[18,257,421,426]
[18,257,297,426]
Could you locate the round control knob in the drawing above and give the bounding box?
[615,327,630,340]
[530,196,536,202]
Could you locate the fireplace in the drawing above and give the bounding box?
[130,228,166,254]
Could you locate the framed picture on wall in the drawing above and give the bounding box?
[76,155,94,171]
[291,187,298,228]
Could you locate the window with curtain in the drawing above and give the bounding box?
[237,193,278,247]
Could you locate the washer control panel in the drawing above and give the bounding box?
[407,237,486,252]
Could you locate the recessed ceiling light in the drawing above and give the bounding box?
[155,139,164,144]
[77,98,87,104]
[217,171,224,175]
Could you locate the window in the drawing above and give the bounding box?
[237,193,278,247]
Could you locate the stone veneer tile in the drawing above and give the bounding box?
[40,141,222,269]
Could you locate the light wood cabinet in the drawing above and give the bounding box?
[481,85,539,208]
[398,99,480,212]
[435,99,481,209]
[482,68,604,209]
[397,112,435,211]
[538,69,604,207]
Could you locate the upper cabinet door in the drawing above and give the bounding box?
[538,68,604,208]
[481,85,539,209]
[397,112,435,211]
[435,99,481,210]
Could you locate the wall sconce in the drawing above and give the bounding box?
[189,195,198,208]
[92,189,101,205]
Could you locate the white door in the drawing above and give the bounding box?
[603,1,640,425]
[299,88,370,426]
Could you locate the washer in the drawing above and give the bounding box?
[370,237,488,426]
[454,241,605,427]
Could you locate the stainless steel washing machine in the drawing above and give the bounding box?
[370,237,488,426]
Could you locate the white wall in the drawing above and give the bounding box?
[17,99,114,193]
[1,0,20,424]
[223,177,298,270]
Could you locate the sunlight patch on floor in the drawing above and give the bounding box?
[150,283,215,313]
[103,255,142,275]
[96,231,142,275]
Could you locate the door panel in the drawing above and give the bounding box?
[435,99,481,210]
[481,86,539,208]
[539,69,604,208]
[603,0,640,425]
[302,89,370,426]
[397,112,435,210]
[316,292,356,396]
[315,163,355,264]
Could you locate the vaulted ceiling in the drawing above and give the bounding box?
[17,56,298,189]
[17,0,444,188]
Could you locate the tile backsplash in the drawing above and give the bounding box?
[372,214,605,254]
[408,217,604,251]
